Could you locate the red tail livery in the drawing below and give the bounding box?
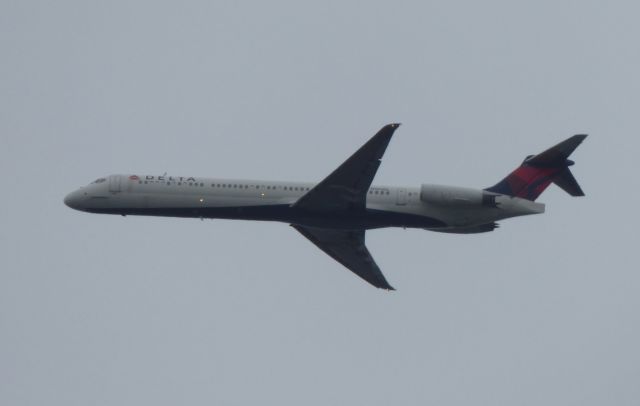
[485,134,587,201]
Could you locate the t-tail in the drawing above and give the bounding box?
[485,134,587,201]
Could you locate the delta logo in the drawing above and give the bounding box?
[129,175,197,182]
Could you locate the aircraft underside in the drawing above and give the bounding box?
[87,204,448,230]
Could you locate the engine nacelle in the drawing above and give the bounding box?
[420,184,497,207]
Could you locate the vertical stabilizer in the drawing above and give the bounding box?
[485,134,587,201]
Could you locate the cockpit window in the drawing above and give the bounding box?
[92,178,107,184]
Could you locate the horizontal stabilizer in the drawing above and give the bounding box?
[553,167,585,196]
[526,134,588,166]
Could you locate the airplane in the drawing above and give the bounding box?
[64,124,587,290]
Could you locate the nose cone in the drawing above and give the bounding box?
[64,190,85,211]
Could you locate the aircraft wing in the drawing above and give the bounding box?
[293,123,400,212]
[292,225,395,290]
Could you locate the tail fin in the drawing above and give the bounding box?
[485,134,587,201]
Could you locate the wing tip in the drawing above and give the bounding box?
[378,281,396,291]
[376,123,401,140]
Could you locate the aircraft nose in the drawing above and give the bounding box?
[64,190,85,210]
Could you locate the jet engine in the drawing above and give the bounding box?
[420,184,498,207]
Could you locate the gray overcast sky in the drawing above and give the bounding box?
[1,1,639,405]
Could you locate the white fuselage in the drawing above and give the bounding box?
[64,174,544,232]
